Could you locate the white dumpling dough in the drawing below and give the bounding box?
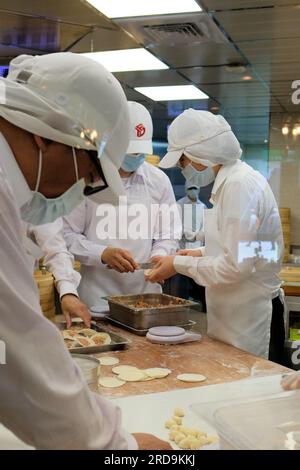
[145,368,171,378]
[112,365,140,375]
[118,369,146,382]
[98,377,125,388]
[176,373,207,383]
[98,356,120,366]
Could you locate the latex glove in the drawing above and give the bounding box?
[281,372,300,390]
[145,255,177,284]
[177,248,203,257]
[61,294,91,328]
[101,247,138,273]
[133,433,172,450]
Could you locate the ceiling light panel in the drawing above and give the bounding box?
[86,0,202,18]
[134,85,208,101]
[81,48,168,72]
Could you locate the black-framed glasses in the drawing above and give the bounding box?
[83,150,109,196]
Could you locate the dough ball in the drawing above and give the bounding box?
[98,377,125,388]
[165,420,176,429]
[173,416,182,425]
[174,408,185,417]
[178,437,192,449]
[170,424,180,431]
[174,432,185,444]
[190,438,202,450]
[144,368,171,379]
[176,373,207,383]
[169,430,178,441]
[98,356,119,366]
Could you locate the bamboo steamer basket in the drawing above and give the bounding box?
[279,266,300,283]
[279,208,291,262]
[34,269,56,322]
[279,207,291,220]
[145,155,160,167]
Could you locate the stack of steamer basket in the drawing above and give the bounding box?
[279,208,291,262]
[145,154,160,167]
[34,268,56,322]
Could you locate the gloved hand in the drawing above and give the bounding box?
[281,372,300,390]
[61,294,91,328]
[101,246,138,273]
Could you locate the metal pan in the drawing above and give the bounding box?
[56,321,131,354]
[104,293,197,330]
[107,317,197,336]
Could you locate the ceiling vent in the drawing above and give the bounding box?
[115,13,228,47]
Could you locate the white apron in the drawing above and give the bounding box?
[78,173,161,307]
[204,207,273,358]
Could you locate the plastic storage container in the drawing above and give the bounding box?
[195,391,300,450]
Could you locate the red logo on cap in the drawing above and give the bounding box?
[135,123,146,137]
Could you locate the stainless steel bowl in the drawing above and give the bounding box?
[71,354,100,391]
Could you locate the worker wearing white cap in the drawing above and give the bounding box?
[62,101,181,309]
[0,52,170,450]
[147,109,285,362]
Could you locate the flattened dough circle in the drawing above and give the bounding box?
[98,356,120,366]
[176,373,207,383]
[145,367,171,378]
[118,369,146,382]
[98,377,125,388]
[112,365,140,375]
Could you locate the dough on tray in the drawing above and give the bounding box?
[118,369,146,382]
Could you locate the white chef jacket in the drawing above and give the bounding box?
[0,132,136,449]
[63,162,181,307]
[176,195,205,250]
[174,160,283,358]
[28,218,81,298]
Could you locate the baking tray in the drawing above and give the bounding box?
[104,293,197,330]
[56,321,131,354]
[107,317,196,336]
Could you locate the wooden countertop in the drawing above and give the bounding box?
[93,318,289,399]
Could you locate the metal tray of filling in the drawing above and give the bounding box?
[107,317,197,336]
[103,293,197,330]
[56,321,131,354]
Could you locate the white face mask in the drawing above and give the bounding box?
[20,148,85,225]
[181,163,215,188]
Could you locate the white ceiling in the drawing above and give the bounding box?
[0,0,300,144]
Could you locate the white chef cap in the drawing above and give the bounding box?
[159,109,242,169]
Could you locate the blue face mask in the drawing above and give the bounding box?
[181,164,215,188]
[121,153,146,172]
[20,148,85,225]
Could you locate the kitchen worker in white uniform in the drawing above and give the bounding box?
[63,101,181,309]
[0,52,169,450]
[147,109,284,363]
[28,218,91,327]
[177,183,205,250]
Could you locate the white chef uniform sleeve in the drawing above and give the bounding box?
[63,200,108,266]
[31,218,80,298]
[0,176,136,450]
[174,179,262,286]
[151,173,182,258]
